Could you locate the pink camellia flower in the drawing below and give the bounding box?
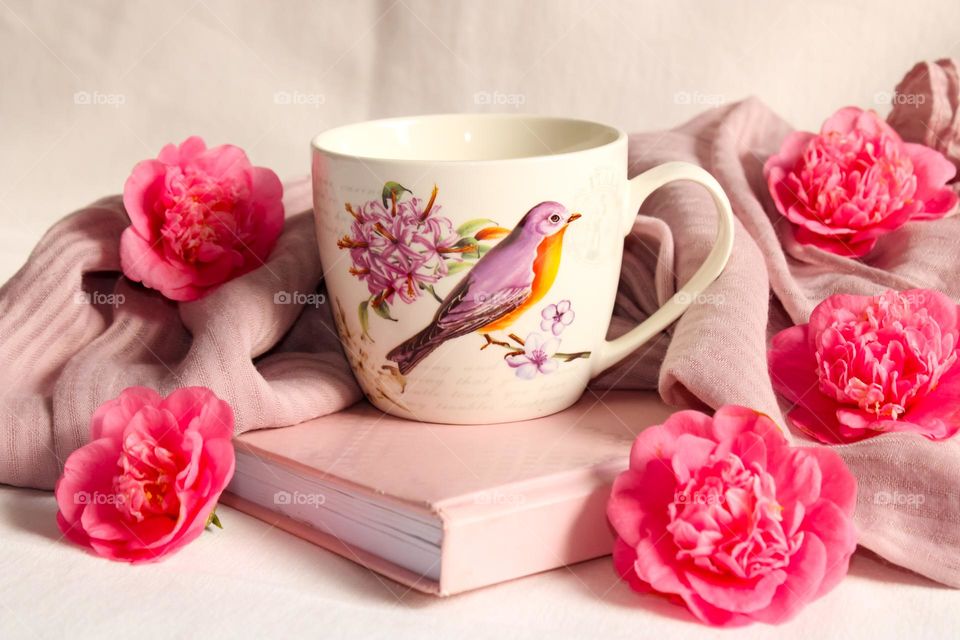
[121,136,284,301]
[55,387,236,563]
[769,289,960,444]
[764,107,957,257]
[608,406,857,627]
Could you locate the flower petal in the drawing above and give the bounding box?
[750,534,828,625]
[686,567,786,614]
[612,537,651,594]
[608,460,677,547]
[537,358,559,375]
[524,332,543,352]
[513,362,538,379]
[629,411,713,470]
[122,159,167,240]
[800,501,858,598]
[90,386,162,441]
[161,387,235,441]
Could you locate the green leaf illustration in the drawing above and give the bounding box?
[556,351,591,362]
[419,283,444,303]
[371,297,398,322]
[381,181,411,207]
[455,218,499,237]
[444,261,474,275]
[474,243,493,258]
[358,299,372,340]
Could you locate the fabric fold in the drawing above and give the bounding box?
[0,182,362,490]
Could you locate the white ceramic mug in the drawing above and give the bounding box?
[312,114,733,424]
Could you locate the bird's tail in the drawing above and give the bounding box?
[386,326,444,375]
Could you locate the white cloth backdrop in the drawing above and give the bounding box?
[2,1,960,638]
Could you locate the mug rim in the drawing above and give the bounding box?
[311,113,626,166]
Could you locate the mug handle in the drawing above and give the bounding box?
[589,161,735,377]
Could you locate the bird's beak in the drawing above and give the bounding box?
[567,213,582,223]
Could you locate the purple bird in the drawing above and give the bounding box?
[387,202,581,374]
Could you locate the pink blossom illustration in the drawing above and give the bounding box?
[484,300,590,379]
[540,300,575,335]
[505,332,560,379]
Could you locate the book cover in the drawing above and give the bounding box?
[223,390,674,595]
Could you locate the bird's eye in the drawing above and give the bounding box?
[549,214,561,223]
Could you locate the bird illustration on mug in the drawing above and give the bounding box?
[387,202,581,374]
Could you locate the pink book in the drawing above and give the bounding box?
[222,390,674,596]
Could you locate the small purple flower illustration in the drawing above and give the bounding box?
[505,333,559,379]
[338,182,510,336]
[540,300,575,336]
[339,190,457,304]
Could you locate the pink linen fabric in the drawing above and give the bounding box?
[887,58,960,177]
[1,99,958,586]
[0,179,361,489]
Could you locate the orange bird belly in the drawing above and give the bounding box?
[479,228,566,333]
